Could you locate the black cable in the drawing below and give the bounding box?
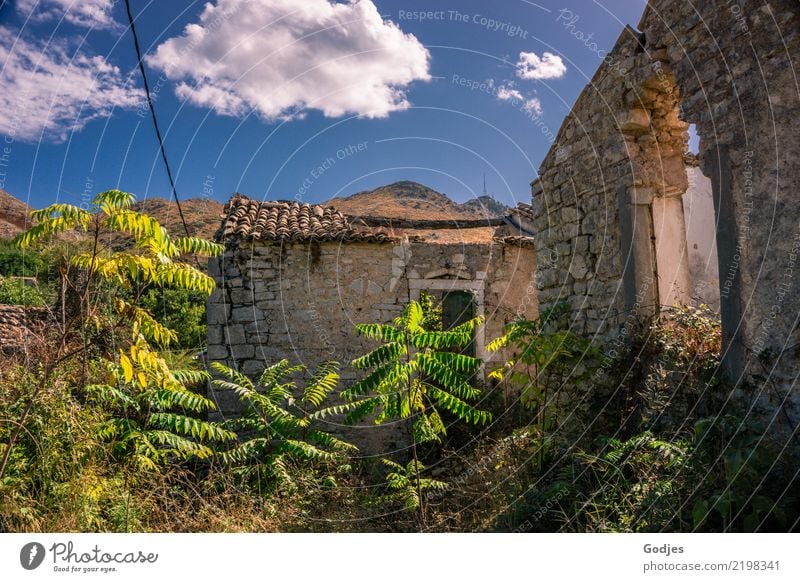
[124,0,191,239]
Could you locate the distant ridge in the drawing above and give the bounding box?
[325,181,508,221]
[133,197,224,241]
[0,188,33,239]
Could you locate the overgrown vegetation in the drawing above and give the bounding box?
[212,359,355,492]
[473,305,799,533]
[331,298,488,525]
[0,194,796,532]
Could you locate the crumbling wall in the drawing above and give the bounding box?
[206,238,536,450]
[532,22,688,339]
[643,1,800,430]
[533,0,800,435]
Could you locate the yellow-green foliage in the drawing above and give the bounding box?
[5,190,232,475]
[339,300,490,436]
[16,189,223,345]
[212,360,356,491]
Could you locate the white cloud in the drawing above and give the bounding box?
[494,81,542,116]
[0,27,138,142]
[147,0,431,122]
[16,0,121,31]
[496,84,523,102]
[516,51,567,80]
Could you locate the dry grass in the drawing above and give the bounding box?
[327,181,504,221]
[0,188,33,239]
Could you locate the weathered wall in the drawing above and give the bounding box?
[643,2,800,432]
[532,0,800,436]
[531,22,687,339]
[683,165,720,311]
[207,238,536,450]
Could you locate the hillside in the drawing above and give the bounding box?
[0,189,225,243]
[0,188,33,239]
[133,197,225,241]
[461,195,509,219]
[325,181,507,220]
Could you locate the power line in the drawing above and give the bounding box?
[123,0,191,239]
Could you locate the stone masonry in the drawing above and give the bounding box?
[207,197,537,451]
[533,1,800,438]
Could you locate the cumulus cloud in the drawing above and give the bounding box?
[147,0,431,122]
[516,51,567,80]
[0,27,138,142]
[494,81,542,116]
[16,0,121,31]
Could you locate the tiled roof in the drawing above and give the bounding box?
[0,304,46,349]
[494,235,535,248]
[215,195,394,243]
[508,202,535,222]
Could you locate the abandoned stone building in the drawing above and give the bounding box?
[207,195,537,424]
[533,0,800,437]
[207,0,799,450]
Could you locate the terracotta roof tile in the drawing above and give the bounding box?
[494,235,535,248]
[508,202,535,223]
[215,195,394,244]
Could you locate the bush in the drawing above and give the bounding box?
[140,287,207,350]
[0,240,46,277]
[0,278,47,307]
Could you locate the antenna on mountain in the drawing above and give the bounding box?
[482,174,494,200]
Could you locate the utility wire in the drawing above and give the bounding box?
[124,0,191,238]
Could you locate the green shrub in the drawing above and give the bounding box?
[212,360,356,493]
[0,240,46,277]
[140,287,207,349]
[0,278,47,306]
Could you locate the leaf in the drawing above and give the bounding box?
[354,323,403,343]
[172,236,225,257]
[351,342,405,370]
[211,361,254,390]
[405,301,426,333]
[94,189,135,210]
[149,412,236,442]
[115,298,178,346]
[417,353,481,400]
[119,352,134,383]
[303,361,340,407]
[426,385,492,426]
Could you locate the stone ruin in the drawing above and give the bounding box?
[207,196,537,449]
[206,1,800,451]
[532,0,800,440]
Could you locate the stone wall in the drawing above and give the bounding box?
[207,238,536,451]
[684,164,720,311]
[532,22,687,339]
[645,1,800,429]
[532,0,800,436]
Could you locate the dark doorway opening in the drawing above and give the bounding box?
[441,290,476,357]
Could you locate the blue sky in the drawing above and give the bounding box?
[0,0,649,210]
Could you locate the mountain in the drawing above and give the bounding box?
[325,181,507,220]
[460,195,510,219]
[0,188,225,242]
[0,188,34,239]
[133,197,224,241]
